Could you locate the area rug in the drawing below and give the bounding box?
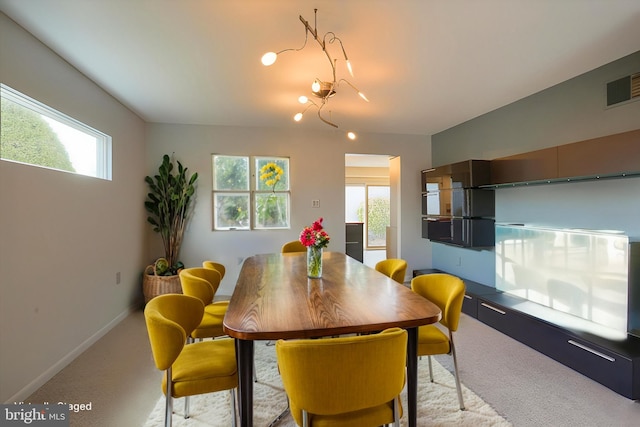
[144,341,511,427]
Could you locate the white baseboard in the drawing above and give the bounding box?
[4,302,140,404]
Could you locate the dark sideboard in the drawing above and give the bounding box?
[413,269,640,400]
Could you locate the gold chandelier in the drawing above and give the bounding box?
[261,9,368,140]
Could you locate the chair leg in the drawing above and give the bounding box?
[184,396,190,419]
[230,389,237,427]
[450,333,465,411]
[267,398,290,427]
[165,368,173,427]
[427,355,434,382]
[393,395,400,427]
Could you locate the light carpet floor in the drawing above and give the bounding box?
[144,341,511,427]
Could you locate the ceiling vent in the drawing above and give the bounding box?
[606,72,640,107]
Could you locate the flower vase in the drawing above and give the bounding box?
[307,246,323,278]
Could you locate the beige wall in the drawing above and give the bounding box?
[0,13,147,402]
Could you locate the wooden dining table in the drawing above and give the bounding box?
[223,251,442,427]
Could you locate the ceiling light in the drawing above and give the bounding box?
[261,8,368,138]
[261,52,278,66]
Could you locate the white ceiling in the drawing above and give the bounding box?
[1,0,639,137]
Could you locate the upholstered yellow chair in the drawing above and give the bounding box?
[411,273,466,410]
[179,267,229,340]
[202,260,226,280]
[276,328,407,427]
[144,294,238,427]
[281,240,307,253]
[375,258,408,284]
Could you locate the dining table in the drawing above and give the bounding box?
[223,251,442,427]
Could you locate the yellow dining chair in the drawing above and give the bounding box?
[281,240,307,253]
[202,260,226,280]
[375,258,408,284]
[144,294,238,427]
[179,267,229,340]
[411,273,466,410]
[276,328,407,427]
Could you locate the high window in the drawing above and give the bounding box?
[0,84,112,180]
[212,155,290,230]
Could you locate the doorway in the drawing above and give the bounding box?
[345,154,399,267]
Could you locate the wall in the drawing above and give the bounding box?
[431,50,640,285]
[0,13,147,402]
[146,124,431,296]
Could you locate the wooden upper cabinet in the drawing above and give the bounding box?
[490,147,558,185]
[490,129,640,185]
[557,129,640,178]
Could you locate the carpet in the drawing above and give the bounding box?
[144,341,511,427]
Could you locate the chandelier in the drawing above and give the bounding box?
[261,9,368,140]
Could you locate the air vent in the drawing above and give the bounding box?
[606,72,640,106]
[631,72,640,98]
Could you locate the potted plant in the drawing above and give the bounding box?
[142,154,198,303]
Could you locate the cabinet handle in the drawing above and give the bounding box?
[568,340,615,362]
[480,302,506,315]
[464,294,473,300]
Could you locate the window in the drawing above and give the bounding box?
[212,155,290,230]
[366,186,390,248]
[0,84,112,180]
[345,184,390,248]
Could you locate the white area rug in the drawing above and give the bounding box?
[144,341,511,426]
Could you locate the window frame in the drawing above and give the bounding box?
[0,83,112,180]
[212,154,291,231]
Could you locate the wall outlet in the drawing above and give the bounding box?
[116,272,121,284]
[312,199,320,208]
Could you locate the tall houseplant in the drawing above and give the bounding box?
[145,154,198,273]
[142,154,198,302]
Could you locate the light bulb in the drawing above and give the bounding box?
[311,80,320,93]
[261,52,277,66]
[298,96,308,104]
[347,132,357,140]
[294,112,303,122]
[346,60,354,77]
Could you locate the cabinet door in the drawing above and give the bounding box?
[423,189,494,218]
[423,218,452,242]
[452,218,495,247]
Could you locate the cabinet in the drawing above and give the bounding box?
[345,222,364,262]
[475,292,640,400]
[489,129,640,186]
[412,267,640,399]
[421,160,495,247]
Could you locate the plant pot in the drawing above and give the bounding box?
[142,269,182,304]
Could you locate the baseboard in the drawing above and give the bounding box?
[4,302,141,404]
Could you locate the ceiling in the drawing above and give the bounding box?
[1,0,639,137]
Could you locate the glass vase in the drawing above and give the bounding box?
[307,246,323,278]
